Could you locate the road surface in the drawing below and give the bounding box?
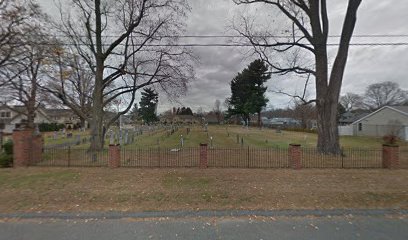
[0,210,407,240]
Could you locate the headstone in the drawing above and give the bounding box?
[119,129,123,145]
[180,135,184,147]
[53,131,58,140]
[76,135,81,145]
[109,131,115,145]
[124,130,129,145]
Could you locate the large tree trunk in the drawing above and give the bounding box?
[89,0,105,152]
[316,99,340,154]
[315,0,361,154]
[89,65,104,151]
[26,74,38,129]
[80,118,86,129]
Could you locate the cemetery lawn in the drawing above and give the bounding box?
[0,167,407,213]
[43,125,408,150]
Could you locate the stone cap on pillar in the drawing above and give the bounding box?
[200,143,208,147]
[382,143,399,147]
[289,143,301,147]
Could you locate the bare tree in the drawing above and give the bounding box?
[53,0,194,151]
[292,100,316,129]
[43,47,94,128]
[213,99,221,124]
[2,30,53,129]
[0,1,51,129]
[234,0,362,154]
[0,0,42,87]
[340,92,365,111]
[364,81,407,110]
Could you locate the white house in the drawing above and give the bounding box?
[0,105,52,134]
[350,106,408,141]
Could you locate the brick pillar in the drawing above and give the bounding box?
[12,129,34,167]
[199,143,208,168]
[289,144,302,170]
[382,145,399,169]
[108,144,121,168]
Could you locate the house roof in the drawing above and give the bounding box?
[0,105,54,123]
[352,106,408,124]
[339,111,369,124]
[44,108,75,117]
[391,106,408,114]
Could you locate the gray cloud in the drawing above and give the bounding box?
[37,0,408,112]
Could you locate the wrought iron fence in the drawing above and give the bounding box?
[400,150,408,169]
[31,146,402,169]
[302,148,383,168]
[207,147,289,168]
[121,147,199,168]
[38,147,108,167]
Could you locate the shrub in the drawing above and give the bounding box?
[383,134,399,146]
[38,123,65,132]
[2,140,13,155]
[0,153,12,168]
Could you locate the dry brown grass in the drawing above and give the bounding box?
[0,168,407,213]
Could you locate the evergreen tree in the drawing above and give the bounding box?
[226,60,271,126]
[130,103,139,121]
[138,88,159,124]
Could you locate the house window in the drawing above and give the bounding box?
[0,111,11,118]
[358,123,362,131]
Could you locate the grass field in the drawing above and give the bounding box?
[43,125,408,150]
[0,168,407,213]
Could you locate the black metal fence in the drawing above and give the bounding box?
[32,146,408,169]
[400,150,408,169]
[39,147,109,167]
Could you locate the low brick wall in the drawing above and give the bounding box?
[12,129,43,167]
[108,144,121,168]
[382,145,399,169]
[199,143,208,168]
[289,144,302,170]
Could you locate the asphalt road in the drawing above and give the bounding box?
[1,213,407,240]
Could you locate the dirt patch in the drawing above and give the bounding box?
[0,168,407,213]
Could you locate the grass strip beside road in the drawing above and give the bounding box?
[0,168,407,213]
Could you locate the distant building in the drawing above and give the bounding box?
[159,114,200,125]
[339,111,369,126]
[267,117,301,127]
[44,108,84,129]
[0,105,52,133]
[351,106,408,140]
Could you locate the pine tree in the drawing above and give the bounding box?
[226,60,271,126]
[138,88,159,124]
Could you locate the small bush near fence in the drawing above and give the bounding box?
[39,123,66,132]
[0,140,13,167]
[0,153,12,168]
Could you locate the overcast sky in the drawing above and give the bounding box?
[38,0,408,113]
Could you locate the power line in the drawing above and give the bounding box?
[11,41,408,47]
[27,33,408,39]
